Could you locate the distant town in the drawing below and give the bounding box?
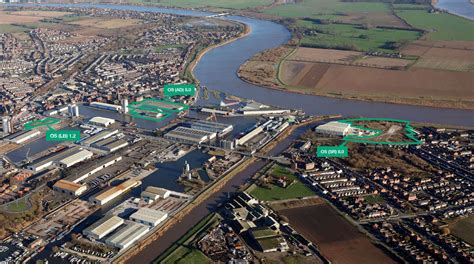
[0,2,472,264]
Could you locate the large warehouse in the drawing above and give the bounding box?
[53,180,87,196]
[27,147,93,172]
[315,121,352,136]
[6,130,41,144]
[92,138,129,153]
[105,221,149,250]
[189,120,233,136]
[164,127,216,144]
[90,102,122,112]
[89,116,115,127]
[130,208,168,227]
[89,179,141,206]
[141,186,171,201]
[83,215,124,240]
[81,129,119,146]
[236,126,264,146]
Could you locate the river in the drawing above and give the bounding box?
[29,3,473,127]
[435,0,474,20]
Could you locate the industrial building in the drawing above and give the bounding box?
[141,186,171,201]
[2,116,12,134]
[240,109,291,116]
[6,130,41,144]
[105,221,149,250]
[92,138,129,153]
[315,121,351,136]
[68,104,80,117]
[89,117,115,127]
[81,129,119,146]
[164,127,216,144]
[83,215,124,240]
[236,126,264,146]
[130,207,168,227]
[90,102,122,112]
[53,180,87,196]
[27,147,93,172]
[58,149,93,168]
[67,156,122,183]
[89,179,141,206]
[189,120,233,136]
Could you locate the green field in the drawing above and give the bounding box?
[249,165,315,201]
[0,24,32,33]
[449,215,474,245]
[264,0,389,19]
[131,0,272,9]
[156,213,218,264]
[297,19,420,52]
[395,7,474,41]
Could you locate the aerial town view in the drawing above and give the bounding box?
[0,0,472,263]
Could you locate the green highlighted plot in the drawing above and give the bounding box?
[46,130,81,142]
[340,118,422,145]
[316,118,422,159]
[164,84,196,97]
[128,98,189,122]
[24,117,60,131]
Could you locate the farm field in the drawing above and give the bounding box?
[296,19,421,52]
[394,6,474,41]
[279,201,396,264]
[0,10,72,24]
[410,46,474,71]
[280,60,474,109]
[68,18,142,29]
[130,0,272,9]
[248,165,315,201]
[448,215,474,245]
[287,47,413,68]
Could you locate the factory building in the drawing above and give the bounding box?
[236,126,264,146]
[68,156,122,183]
[121,98,129,114]
[58,149,93,168]
[2,116,12,134]
[89,117,115,127]
[90,102,122,112]
[89,179,141,206]
[68,104,80,117]
[6,130,41,144]
[189,120,233,136]
[130,207,168,227]
[81,129,119,146]
[92,138,129,153]
[315,121,351,136]
[105,221,149,250]
[83,215,124,240]
[27,147,93,173]
[141,186,171,201]
[53,180,87,196]
[164,127,216,144]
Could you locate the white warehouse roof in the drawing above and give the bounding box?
[89,116,115,127]
[105,221,149,249]
[83,215,124,240]
[58,149,93,168]
[315,121,351,136]
[130,207,168,227]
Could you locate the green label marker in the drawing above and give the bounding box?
[317,146,348,158]
[46,130,80,141]
[164,84,196,97]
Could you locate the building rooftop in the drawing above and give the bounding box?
[105,221,149,248]
[83,215,124,238]
[53,179,84,192]
[130,207,167,224]
[89,116,115,126]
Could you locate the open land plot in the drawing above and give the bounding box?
[68,18,142,29]
[288,47,361,63]
[448,215,474,245]
[280,60,474,109]
[248,165,315,201]
[411,47,474,71]
[296,20,421,52]
[279,202,396,264]
[131,0,273,9]
[355,56,413,68]
[0,10,72,24]
[395,7,474,41]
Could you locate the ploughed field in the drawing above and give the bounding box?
[279,200,397,264]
